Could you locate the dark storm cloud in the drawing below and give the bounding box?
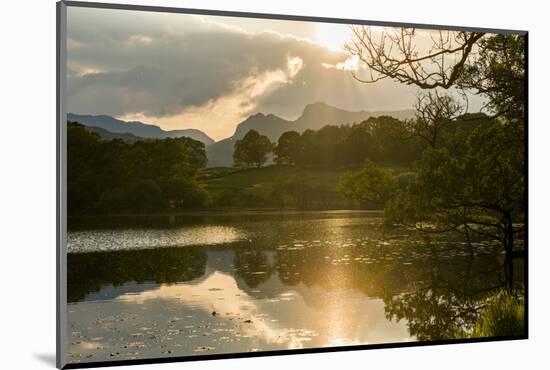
[66,7,368,119]
[254,60,419,119]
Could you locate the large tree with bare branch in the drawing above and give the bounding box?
[346,28,485,89]
[346,28,525,121]
[344,27,526,274]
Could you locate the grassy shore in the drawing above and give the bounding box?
[199,165,411,210]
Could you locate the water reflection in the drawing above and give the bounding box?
[68,225,247,253]
[66,212,523,364]
[117,271,319,349]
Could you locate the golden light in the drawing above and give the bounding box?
[315,23,353,52]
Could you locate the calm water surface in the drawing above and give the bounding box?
[67,211,522,364]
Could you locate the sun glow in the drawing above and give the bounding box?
[322,55,360,71]
[315,23,353,52]
[117,56,304,141]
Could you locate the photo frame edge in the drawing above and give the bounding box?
[57,1,68,369]
[56,1,529,369]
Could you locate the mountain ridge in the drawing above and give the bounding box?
[67,113,215,146]
[68,103,415,167]
[207,102,416,167]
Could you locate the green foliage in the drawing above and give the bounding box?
[161,176,209,209]
[375,34,525,260]
[127,179,164,212]
[272,116,424,168]
[201,165,350,209]
[196,167,241,180]
[275,131,301,165]
[386,120,524,255]
[460,34,525,122]
[473,290,525,337]
[340,161,397,207]
[382,243,525,341]
[406,91,464,148]
[271,174,336,209]
[366,116,424,163]
[453,289,525,339]
[233,129,273,168]
[68,122,208,215]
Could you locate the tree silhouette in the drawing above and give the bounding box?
[346,28,485,89]
[345,29,526,269]
[233,129,273,168]
[274,131,300,165]
[67,122,208,215]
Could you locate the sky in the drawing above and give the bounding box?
[66,7,479,141]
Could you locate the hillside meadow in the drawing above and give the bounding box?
[198,165,409,210]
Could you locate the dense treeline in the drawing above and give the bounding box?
[225,115,428,209]
[69,111,494,215]
[68,122,208,215]
[339,112,496,204]
[234,113,493,170]
[275,116,424,167]
[207,170,351,210]
[233,116,427,169]
[209,113,493,210]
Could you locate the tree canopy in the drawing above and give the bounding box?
[68,122,208,215]
[342,30,526,265]
[339,161,397,207]
[233,129,273,168]
[271,117,425,168]
[275,131,301,166]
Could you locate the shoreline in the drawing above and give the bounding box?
[68,208,385,219]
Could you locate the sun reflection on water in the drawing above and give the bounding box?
[117,271,317,349]
[66,212,510,363]
[68,226,247,253]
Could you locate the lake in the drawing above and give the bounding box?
[66,211,523,364]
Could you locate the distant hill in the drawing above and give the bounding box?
[68,104,415,167]
[67,113,215,146]
[206,102,415,167]
[83,125,143,143]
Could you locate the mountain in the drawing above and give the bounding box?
[206,102,416,167]
[232,113,293,140]
[296,102,415,130]
[84,126,143,143]
[67,113,215,146]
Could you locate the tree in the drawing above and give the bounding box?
[127,179,164,212]
[339,122,374,165]
[386,121,525,256]
[346,28,525,122]
[339,161,397,207]
[367,116,425,164]
[294,129,317,166]
[345,28,485,89]
[275,131,301,165]
[161,175,208,209]
[459,34,525,122]
[67,122,209,215]
[313,125,350,166]
[408,91,465,148]
[177,137,207,170]
[345,28,526,267]
[233,129,273,168]
[67,122,104,214]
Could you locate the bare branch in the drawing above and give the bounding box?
[345,27,485,90]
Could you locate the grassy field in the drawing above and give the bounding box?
[198,165,358,209]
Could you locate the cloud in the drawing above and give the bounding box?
[66,7,419,139]
[118,271,315,349]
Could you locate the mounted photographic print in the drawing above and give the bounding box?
[56,1,528,368]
